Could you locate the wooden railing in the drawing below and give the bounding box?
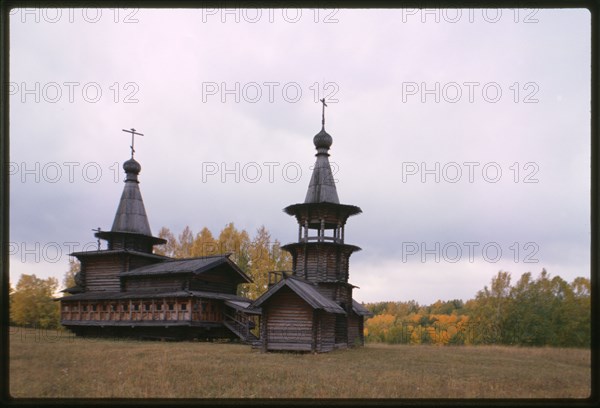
[61,299,193,321]
[223,310,258,343]
[60,298,223,323]
[268,270,294,286]
[301,235,343,243]
[62,310,191,321]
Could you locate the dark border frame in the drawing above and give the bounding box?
[1,1,597,407]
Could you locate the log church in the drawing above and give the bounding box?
[58,104,372,351]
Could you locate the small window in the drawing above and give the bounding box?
[110,304,116,311]
[168,303,174,311]
[156,304,162,311]
[92,305,97,312]
[144,304,151,311]
[133,304,139,311]
[83,305,88,312]
[102,304,108,312]
[181,304,187,311]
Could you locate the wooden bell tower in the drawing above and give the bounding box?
[281,100,363,346]
[253,102,371,352]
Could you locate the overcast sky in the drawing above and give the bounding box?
[8,8,591,304]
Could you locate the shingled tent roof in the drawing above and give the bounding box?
[95,157,166,246]
[113,158,153,235]
[252,276,345,314]
[119,253,252,283]
[304,126,339,204]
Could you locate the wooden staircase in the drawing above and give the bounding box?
[223,313,260,346]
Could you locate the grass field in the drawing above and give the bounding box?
[8,327,591,399]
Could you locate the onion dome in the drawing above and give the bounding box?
[123,158,141,182]
[313,127,333,151]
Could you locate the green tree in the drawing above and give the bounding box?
[548,275,579,346]
[10,274,60,329]
[504,271,557,345]
[466,270,512,344]
[470,270,591,347]
[504,270,574,346]
[569,277,591,347]
[428,299,464,316]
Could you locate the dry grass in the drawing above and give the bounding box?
[9,327,590,399]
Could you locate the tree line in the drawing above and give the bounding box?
[364,269,590,347]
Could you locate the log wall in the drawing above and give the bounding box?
[189,273,236,294]
[83,255,123,292]
[124,276,184,292]
[348,312,361,346]
[82,253,164,292]
[263,287,314,351]
[293,244,353,283]
[316,311,335,352]
[109,236,153,253]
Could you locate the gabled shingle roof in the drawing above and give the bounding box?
[224,300,261,314]
[55,289,251,302]
[252,277,345,314]
[352,299,374,317]
[118,254,252,283]
[70,249,168,259]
